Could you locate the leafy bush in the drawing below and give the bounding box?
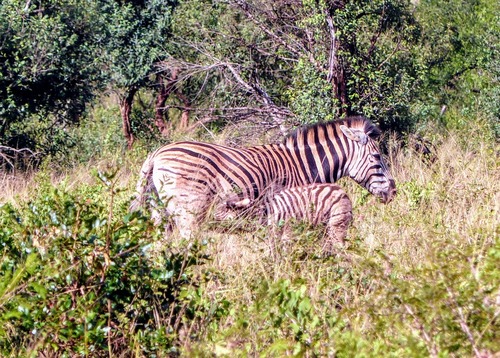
[0,171,227,356]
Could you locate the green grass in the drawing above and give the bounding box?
[0,119,498,357]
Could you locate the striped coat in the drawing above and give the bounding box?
[217,183,353,254]
[131,116,395,237]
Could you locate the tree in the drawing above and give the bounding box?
[162,0,425,133]
[415,0,499,128]
[0,0,179,163]
[0,0,107,165]
[101,0,178,147]
[159,0,295,133]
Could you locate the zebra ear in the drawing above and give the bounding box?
[340,125,368,145]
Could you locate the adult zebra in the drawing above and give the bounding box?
[130,115,396,237]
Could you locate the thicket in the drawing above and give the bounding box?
[1,0,498,168]
[0,0,499,356]
[0,170,224,356]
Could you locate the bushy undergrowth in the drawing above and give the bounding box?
[0,172,227,357]
[1,119,498,356]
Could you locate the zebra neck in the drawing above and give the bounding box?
[281,141,348,185]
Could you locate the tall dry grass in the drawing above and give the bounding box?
[182,128,499,356]
[202,129,498,274]
[1,122,498,356]
[0,152,142,207]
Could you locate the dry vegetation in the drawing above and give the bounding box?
[143,123,500,356]
[1,121,498,356]
[131,123,500,356]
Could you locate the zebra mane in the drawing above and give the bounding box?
[342,116,381,138]
[284,116,381,145]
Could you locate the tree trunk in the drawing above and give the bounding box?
[155,69,179,137]
[332,55,350,116]
[120,86,138,149]
[326,5,350,116]
[176,91,191,129]
[154,75,170,137]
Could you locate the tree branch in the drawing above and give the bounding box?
[404,304,439,358]
[325,10,337,84]
[229,0,305,59]
[0,146,40,169]
[157,56,294,125]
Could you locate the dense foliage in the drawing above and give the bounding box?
[0,171,228,355]
[0,0,177,161]
[1,0,498,166]
[0,0,107,160]
[0,0,498,356]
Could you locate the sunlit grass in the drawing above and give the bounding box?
[183,129,500,356]
[1,123,498,357]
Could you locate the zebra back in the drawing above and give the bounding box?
[265,183,352,227]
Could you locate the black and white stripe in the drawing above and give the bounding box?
[218,183,353,253]
[131,115,395,237]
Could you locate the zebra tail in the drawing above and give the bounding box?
[129,153,156,212]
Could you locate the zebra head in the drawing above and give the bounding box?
[339,122,396,204]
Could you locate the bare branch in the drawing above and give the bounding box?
[157,56,294,125]
[325,11,337,84]
[367,5,386,58]
[377,38,403,69]
[0,146,40,169]
[440,273,482,358]
[159,104,294,122]
[229,0,305,59]
[0,146,39,156]
[0,152,13,168]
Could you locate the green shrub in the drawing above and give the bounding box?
[0,170,227,356]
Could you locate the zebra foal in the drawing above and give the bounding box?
[217,183,353,254]
[131,116,395,237]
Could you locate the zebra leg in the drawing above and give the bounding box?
[151,173,205,238]
[173,212,197,239]
[323,210,353,254]
[213,196,252,221]
[165,193,210,239]
[227,198,252,208]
